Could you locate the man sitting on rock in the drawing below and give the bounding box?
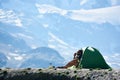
[57,50,83,69]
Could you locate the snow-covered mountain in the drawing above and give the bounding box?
[0,46,64,68]
[20,47,64,68]
[0,0,120,68]
[0,27,64,68]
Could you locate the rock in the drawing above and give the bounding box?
[0,68,120,80]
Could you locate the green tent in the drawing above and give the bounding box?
[78,47,111,69]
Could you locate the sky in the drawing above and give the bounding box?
[0,0,120,68]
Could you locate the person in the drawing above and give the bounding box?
[57,50,83,69]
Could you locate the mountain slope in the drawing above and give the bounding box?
[0,30,30,52]
[20,47,64,68]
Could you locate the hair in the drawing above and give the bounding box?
[74,50,83,59]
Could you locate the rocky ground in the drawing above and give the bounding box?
[0,68,120,80]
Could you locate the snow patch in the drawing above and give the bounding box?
[80,0,88,6]
[43,24,49,28]
[36,4,120,25]
[36,4,67,16]
[0,9,22,27]
[48,32,69,46]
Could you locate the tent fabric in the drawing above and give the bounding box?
[78,47,111,69]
